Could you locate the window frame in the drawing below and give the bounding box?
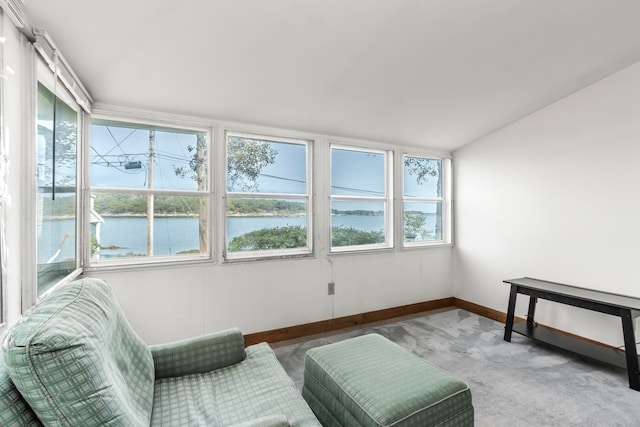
[18,30,94,312]
[20,58,85,311]
[0,15,5,328]
[400,153,452,248]
[86,111,213,269]
[329,143,394,253]
[224,130,313,261]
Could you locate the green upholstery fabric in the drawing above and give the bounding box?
[2,278,475,427]
[0,356,43,426]
[3,278,155,427]
[302,334,473,427]
[231,414,290,427]
[2,278,321,427]
[150,328,246,379]
[152,342,320,426]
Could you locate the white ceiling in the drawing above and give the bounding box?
[22,0,640,152]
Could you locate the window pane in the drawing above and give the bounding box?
[227,135,307,194]
[331,200,385,247]
[37,192,76,294]
[403,202,442,242]
[90,193,208,259]
[403,156,442,198]
[37,83,77,296]
[331,148,385,196]
[226,198,308,252]
[91,120,208,191]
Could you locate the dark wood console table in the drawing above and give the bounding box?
[503,277,640,391]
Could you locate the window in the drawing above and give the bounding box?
[225,132,311,260]
[330,145,392,251]
[402,154,450,246]
[89,118,210,264]
[25,32,92,304]
[36,82,80,296]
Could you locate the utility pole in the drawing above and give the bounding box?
[147,131,155,256]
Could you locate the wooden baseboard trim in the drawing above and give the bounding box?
[245,296,622,355]
[244,297,454,346]
[452,298,511,323]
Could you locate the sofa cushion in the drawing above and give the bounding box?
[3,278,155,427]
[0,356,43,426]
[150,328,246,379]
[151,342,319,426]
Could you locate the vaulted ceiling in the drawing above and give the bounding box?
[22,0,640,151]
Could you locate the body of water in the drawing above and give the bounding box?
[42,214,434,260]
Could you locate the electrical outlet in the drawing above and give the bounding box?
[328,282,335,295]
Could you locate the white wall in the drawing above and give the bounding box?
[0,15,453,343]
[453,60,640,347]
[12,13,638,349]
[88,248,452,345]
[77,113,455,346]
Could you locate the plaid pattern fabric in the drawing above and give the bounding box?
[0,356,43,427]
[231,414,290,427]
[302,334,473,427]
[3,278,154,427]
[152,342,321,426]
[150,328,246,379]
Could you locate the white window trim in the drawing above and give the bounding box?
[32,29,92,113]
[329,143,394,253]
[224,130,313,261]
[86,111,214,270]
[0,10,6,328]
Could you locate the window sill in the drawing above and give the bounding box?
[85,253,214,273]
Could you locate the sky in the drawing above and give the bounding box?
[233,138,307,194]
[331,148,385,197]
[90,124,440,211]
[90,123,203,191]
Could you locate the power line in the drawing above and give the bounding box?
[92,147,383,196]
[259,173,305,184]
[104,126,135,157]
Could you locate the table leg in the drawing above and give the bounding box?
[504,285,518,342]
[621,309,640,391]
[527,296,538,324]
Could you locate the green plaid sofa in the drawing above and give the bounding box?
[1,278,320,427]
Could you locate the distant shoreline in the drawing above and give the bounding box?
[97,212,386,218]
[53,211,431,221]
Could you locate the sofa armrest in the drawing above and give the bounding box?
[150,328,246,379]
[231,415,289,427]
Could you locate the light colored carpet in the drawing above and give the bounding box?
[273,308,640,426]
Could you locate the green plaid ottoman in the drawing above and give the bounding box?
[302,334,473,427]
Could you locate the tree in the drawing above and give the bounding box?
[227,225,386,252]
[403,157,439,185]
[172,134,208,252]
[331,226,384,247]
[403,157,442,240]
[37,86,78,191]
[172,135,207,186]
[228,226,307,252]
[403,211,432,241]
[173,135,279,195]
[226,137,277,191]
[175,135,279,253]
